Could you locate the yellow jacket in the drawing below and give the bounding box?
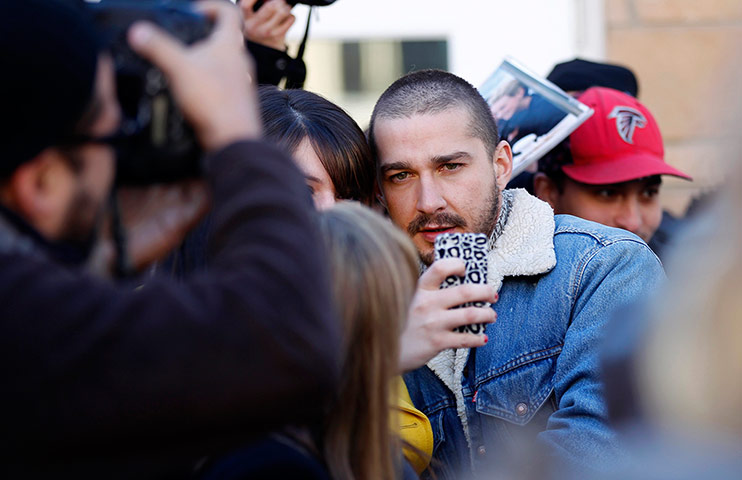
[394,377,433,475]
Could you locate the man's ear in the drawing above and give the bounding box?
[533,172,560,210]
[373,181,387,211]
[493,140,513,191]
[5,149,73,238]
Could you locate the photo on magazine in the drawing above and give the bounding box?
[479,57,593,177]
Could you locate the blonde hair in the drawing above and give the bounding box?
[316,202,419,480]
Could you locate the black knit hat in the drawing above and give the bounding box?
[547,58,639,98]
[0,0,102,177]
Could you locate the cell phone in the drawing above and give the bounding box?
[434,233,490,335]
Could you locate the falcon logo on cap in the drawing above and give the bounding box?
[607,106,647,144]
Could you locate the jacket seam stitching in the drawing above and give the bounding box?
[475,344,563,385]
[554,226,652,249]
[570,243,602,302]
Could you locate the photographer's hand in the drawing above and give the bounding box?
[128,0,260,152]
[398,258,498,372]
[240,0,295,51]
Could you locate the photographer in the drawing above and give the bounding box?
[0,0,339,476]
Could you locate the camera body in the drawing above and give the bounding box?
[88,0,211,185]
[88,0,337,185]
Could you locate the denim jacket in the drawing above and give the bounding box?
[404,190,664,479]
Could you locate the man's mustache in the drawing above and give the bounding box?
[407,212,467,236]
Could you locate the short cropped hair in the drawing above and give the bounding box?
[258,85,375,205]
[368,69,500,163]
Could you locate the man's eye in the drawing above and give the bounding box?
[389,172,410,182]
[441,163,462,172]
[306,183,315,195]
[596,189,616,198]
[642,187,660,199]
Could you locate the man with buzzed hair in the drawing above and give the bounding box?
[368,70,502,267]
[369,69,665,478]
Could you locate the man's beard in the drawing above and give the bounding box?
[411,181,501,266]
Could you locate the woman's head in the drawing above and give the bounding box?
[258,86,375,210]
[316,202,418,480]
[318,202,418,355]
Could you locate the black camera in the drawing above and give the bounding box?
[87,0,211,185]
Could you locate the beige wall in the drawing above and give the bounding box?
[605,0,742,215]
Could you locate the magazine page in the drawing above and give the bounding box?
[479,57,593,177]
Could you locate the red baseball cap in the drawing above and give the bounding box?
[562,87,692,184]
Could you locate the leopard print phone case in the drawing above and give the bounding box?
[434,232,490,335]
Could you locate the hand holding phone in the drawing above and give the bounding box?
[399,256,496,371]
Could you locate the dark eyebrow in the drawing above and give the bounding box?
[380,161,411,174]
[430,151,470,166]
[380,152,471,174]
[304,174,322,183]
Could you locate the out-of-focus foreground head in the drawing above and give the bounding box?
[258,85,375,209]
[0,0,119,248]
[316,202,418,480]
[638,156,742,439]
[0,0,102,177]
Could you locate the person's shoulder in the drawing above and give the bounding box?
[554,214,648,248]
[551,215,663,281]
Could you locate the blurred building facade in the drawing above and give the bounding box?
[605,0,742,214]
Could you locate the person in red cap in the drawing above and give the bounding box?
[533,87,691,243]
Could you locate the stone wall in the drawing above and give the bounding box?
[605,0,742,214]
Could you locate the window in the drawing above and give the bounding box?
[298,38,448,125]
[341,39,448,94]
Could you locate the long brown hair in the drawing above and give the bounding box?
[316,202,419,480]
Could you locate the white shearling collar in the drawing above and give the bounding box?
[486,188,557,290]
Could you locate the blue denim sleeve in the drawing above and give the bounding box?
[537,237,665,470]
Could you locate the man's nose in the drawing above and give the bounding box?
[614,198,642,236]
[416,176,447,214]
